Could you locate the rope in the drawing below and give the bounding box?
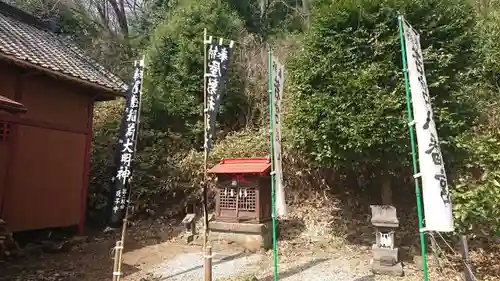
[428,233,461,278]
[110,242,123,256]
[429,234,447,275]
[200,251,217,259]
[427,232,477,281]
[435,232,476,280]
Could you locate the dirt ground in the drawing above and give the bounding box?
[0,208,498,281]
[0,217,183,281]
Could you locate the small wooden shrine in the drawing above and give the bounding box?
[208,157,273,249]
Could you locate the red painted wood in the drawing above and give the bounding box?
[1,68,93,232]
[208,157,271,174]
[0,122,10,212]
[4,125,86,231]
[78,97,94,234]
[0,113,87,135]
[1,73,23,217]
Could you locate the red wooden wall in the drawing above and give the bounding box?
[0,65,16,212]
[0,62,94,232]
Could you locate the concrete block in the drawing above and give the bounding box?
[209,221,272,250]
[372,244,399,264]
[372,260,404,276]
[370,205,399,228]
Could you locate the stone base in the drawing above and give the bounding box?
[372,260,404,276]
[209,221,272,250]
[371,245,404,276]
[179,232,198,244]
[372,244,399,262]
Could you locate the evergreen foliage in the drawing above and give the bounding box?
[286,0,479,171]
[145,0,246,146]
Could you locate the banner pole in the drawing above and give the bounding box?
[398,15,429,281]
[202,28,213,281]
[267,47,279,281]
[112,57,145,281]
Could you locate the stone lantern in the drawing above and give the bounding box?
[370,205,404,276]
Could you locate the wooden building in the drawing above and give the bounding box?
[0,2,127,233]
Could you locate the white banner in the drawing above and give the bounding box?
[402,18,453,232]
[271,55,287,217]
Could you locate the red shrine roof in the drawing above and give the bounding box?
[0,95,26,113]
[208,157,271,174]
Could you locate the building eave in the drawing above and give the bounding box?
[0,52,126,100]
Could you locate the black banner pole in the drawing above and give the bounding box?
[202,30,234,281]
[110,57,145,281]
[106,58,145,230]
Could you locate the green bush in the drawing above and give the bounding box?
[453,132,500,236]
[144,0,247,146]
[87,101,122,224]
[286,0,480,169]
[477,4,500,86]
[180,127,269,188]
[285,0,481,195]
[88,100,195,224]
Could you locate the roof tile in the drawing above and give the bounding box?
[0,9,127,94]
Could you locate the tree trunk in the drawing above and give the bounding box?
[381,174,393,205]
[302,0,310,26]
[259,0,268,18]
[108,0,129,39]
[302,0,309,14]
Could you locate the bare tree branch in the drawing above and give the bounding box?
[107,0,129,38]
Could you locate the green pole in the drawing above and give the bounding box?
[267,47,279,281]
[397,15,429,281]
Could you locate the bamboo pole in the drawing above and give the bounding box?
[397,15,429,281]
[112,240,122,281]
[202,28,213,281]
[112,57,145,281]
[267,47,279,281]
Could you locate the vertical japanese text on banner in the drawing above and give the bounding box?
[204,40,233,154]
[109,60,144,221]
[402,18,453,232]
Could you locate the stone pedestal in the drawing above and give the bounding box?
[370,205,404,276]
[181,213,197,244]
[372,245,404,276]
[209,221,272,250]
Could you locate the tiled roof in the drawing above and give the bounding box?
[0,3,127,94]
